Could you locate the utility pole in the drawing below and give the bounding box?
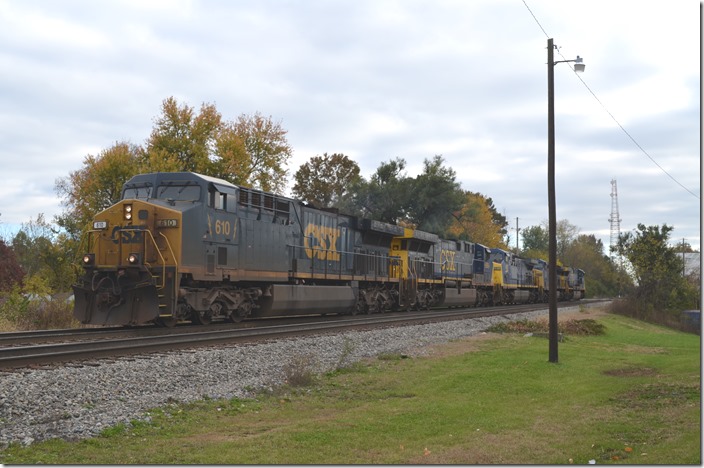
[546,38,585,364]
[513,217,521,254]
[682,238,686,277]
[547,38,558,363]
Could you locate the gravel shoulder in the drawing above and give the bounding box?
[0,302,608,448]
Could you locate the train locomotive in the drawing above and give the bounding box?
[73,172,585,326]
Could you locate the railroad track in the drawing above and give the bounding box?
[0,300,609,370]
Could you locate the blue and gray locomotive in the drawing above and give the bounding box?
[73,172,585,326]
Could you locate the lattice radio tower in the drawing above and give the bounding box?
[609,179,622,261]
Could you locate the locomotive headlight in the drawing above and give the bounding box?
[127,253,141,265]
[82,254,95,266]
[124,204,133,220]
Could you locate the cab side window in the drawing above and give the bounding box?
[209,188,226,210]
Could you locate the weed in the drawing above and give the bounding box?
[377,352,409,361]
[486,318,606,336]
[282,353,318,387]
[335,338,356,370]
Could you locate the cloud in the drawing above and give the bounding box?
[0,0,698,253]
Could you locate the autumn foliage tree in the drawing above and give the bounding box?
[144,97,223,173]
[292,153,361,208]
[0,239,24,292]
[447,191,508,248]
[222,112,292,193]
[55,97,293,240]
[144,99,292,192]
[55,142,141,237]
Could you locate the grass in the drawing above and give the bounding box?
[0,311,699,464]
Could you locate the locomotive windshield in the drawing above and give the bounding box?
[123,184,152,200]
[122,182,201,202]
[156,184,201,202]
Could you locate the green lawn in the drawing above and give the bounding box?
[1,312,700,464]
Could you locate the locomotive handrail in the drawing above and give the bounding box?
[287,244,398,283]
[77,229,100,260]
[158,232,178,273]
[116,226,169,290]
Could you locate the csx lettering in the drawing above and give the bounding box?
[111,226,143,244]
[440,249,457,271]
[304,224,340,261]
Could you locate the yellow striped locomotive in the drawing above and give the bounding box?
[73,172,585,326]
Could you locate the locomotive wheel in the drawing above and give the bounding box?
[227,312,243,323]
[191,309,212,325]
[376,298,386,314]
[226,307,244,323]
[351,300,366,316]
[226,300,252,323]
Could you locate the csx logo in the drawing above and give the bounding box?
[304,224,340,261]
[111,226,143,244]
[440,249,457,271]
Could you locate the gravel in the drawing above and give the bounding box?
[0,305,590,448]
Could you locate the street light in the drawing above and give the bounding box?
[547,38,584,363]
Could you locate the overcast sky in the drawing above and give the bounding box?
[0,0,700,253]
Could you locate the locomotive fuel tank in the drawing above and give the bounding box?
[439,286,478,307]
[257,284,357,316]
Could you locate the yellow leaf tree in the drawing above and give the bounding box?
[447,191,508,248]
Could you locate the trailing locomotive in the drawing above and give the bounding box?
[73,172,585,326]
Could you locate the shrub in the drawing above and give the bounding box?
[0,288,78,330]
[487,318,606,336]
[611,297,699,335]
[282,353,318,387]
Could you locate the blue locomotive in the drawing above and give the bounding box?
[73,172,585,326]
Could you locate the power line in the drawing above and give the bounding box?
[521,0,700,200]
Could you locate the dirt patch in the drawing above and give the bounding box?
[603,367,658,377]
[557,305,610,322]
[614,382,700,410]
[421,332,503,359]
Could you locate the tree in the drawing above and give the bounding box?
[291,153,361,208]
[56,98,295,238]
[521,224,549,257]
[0,239,24,292]
[12,214,76,293]
[55,142,141,237]
[483,196,508,244]
[615,223,694,312]
[225,112,292,193]
[352,158,412,223]
[563,234,632,298]
[144,97,222,174]
[406,155,464,235]
[556,219,580,260]
[447,191,508,248]
[521,220,579,260]
[143,98,293,194]
[212,121,249,186]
